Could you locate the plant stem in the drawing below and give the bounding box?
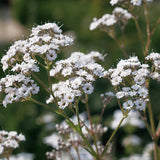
[84,94,100,157]
[113,37,128,58]
[75,147,81,160]
[101,116,126,157]
[132,13,144,50]
[144,1,151,56]
[85,94,93,134]
[29,98,59,114]
[148,100,158,160]
[60,110,99,159]
[138,110,153,138]
[151,17,160,36]
[31,72,50,93]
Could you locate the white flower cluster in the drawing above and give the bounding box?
[107,56,150,110]
[0,130,25,156]
[45,113,107,160]
[29,23,73,61]
[0,74,39,107]
[0,23,73,107]
[90,7,132,31]
[113,7,132,26]
[47,51,105,109]
[146,52,160,82]
[110,0,153,6]
[1,40,39,73]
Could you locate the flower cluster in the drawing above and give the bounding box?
[0,130,25,157]
[0,74,39,107]
[0,23,73,107]
[146,52,160,82]
[45,113,107,160]
[110,0,153,6]
[107,56,150,110]
[100,91,114,106]
[29,23,73,61]
[90,7,132,32]
[47,51,105,109]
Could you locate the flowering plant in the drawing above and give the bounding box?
[0,0,160,160]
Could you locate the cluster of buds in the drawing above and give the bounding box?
[0,130,25,158]
[146,52,160,82]
[90,7,132,37]
[100,92,114,106]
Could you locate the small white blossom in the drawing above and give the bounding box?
[0,130,25,156]
[82,83,94,94]
[90,14,117,31]
[123,100,134,110]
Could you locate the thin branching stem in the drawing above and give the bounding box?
[113,37,129,58]
[85,94,93,134]
[31,72,50,93]
[151,17,160,36]
[144,1,151,56]
[101,116,126,157]
[131,12,144,51]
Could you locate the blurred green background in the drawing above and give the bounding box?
[0,0,160,159]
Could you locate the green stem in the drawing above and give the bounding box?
[60,110,98,159]
[113,37,128,58]
[138,110,153,138]
[85,94,93,134]
[29,98,59,114]
[101,116,126,157]
[144,0,151,56]
[84,94,100,156]
[151,17,160,36]
[132,14,144,50]
[31,73,50,93]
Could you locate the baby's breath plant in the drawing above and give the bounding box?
[0,0,160,160]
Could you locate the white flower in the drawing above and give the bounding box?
[58,100,69,109]
[134,99,146,110]
[113,7,132,24]
[138,87,148,98]
[90,14,117,31]
[131,0,142,6]
[116,91,125,99]
[123,100,134,110]
[8,131,17,137]
[110,0,123,6]
[71,77,84,89]
[46,95,54,104]
[82,83,94,94]
[46,50,57,61]
[111,76,122,86]
[62,67,72,77]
